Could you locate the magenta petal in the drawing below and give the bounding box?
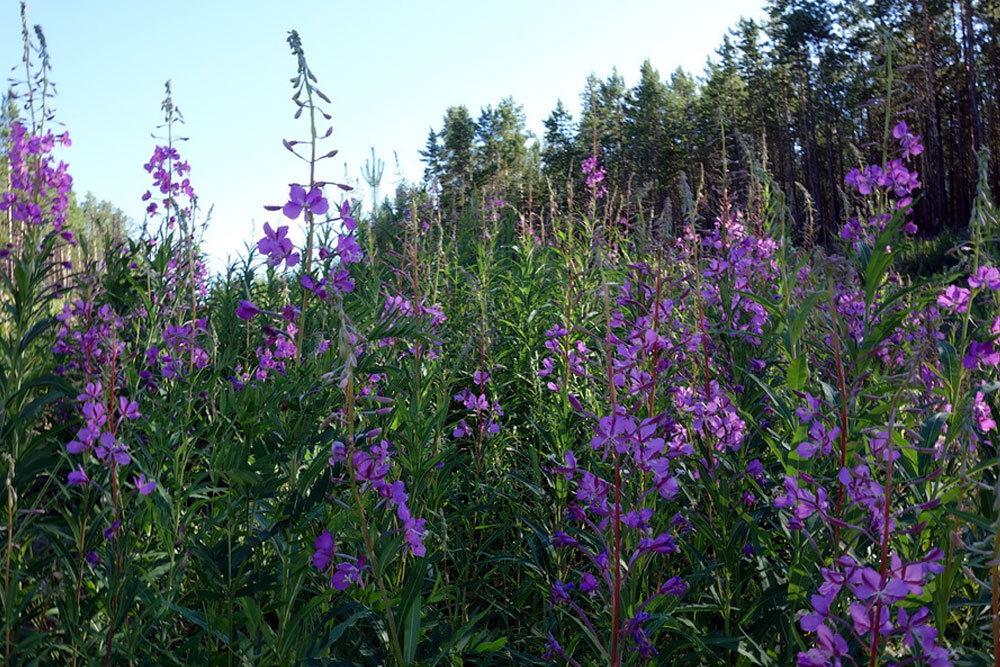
[884,578,911,601]
[800,613,824,632]
[312,550,331,571]
[314,530,334,553]
[311,195,329,216]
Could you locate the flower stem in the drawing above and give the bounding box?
[344,377,405,666]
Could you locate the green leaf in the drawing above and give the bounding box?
[474,636,508,653]
[786,355,808,391]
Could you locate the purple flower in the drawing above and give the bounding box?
[671,512,693,534]
[638,533,678,555]
[384,480,408,507]
[577,471,610,509]
[622,508,654,531]
[67,465,89,486]
[868,429,900,463]
[328,440,347,464]
[336,234,363,264]
[550,532,579,551]
[282,184,329,219]
[849,601,892,638]
[330,268,354,294]
[339,200,356,230]
[550,579,574,605]
[628,612,657,658]
[969,266,1000,290]
[799,594,834,632]
[452,419,470,438]
[397,503,427,557]
[973,391,996,432]
[590,413,634,454]
[936,285,970,313]
[795,394,822,424]
[660,575,688,595]
[963,341,999,369]
[118,397,141,420]
[797,421,839,459]
[648,462,679,499]
[312,529,335,570]
[551,450,577,480]
[103,519,121,540]
[542,633,563,662]
[797,624,849,666]
[95,432,131,466]
[66,436,87,455]
[586,166,606,189]
[236,300,260,321]
[896,607,938,649]
[133,474,156,495]
[331,557,365,590]
[257,222,300,269]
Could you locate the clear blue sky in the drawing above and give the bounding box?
[3,1,765,270]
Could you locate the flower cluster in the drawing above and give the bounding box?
[378,294,446,359]
[0,122,74,231]
[842,121,924,241]
[142,144,195,227]
[538,322,590,392]
[698,208,778,342]
[581,156,607,199]
[452,369,503,440]
[796,551,949,666]
[301,231,364,299]
[65,381,142,477]
[313,438,426,590]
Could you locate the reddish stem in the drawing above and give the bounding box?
[695,295,715,470]
[603,278,621,666]
[829,299,850,551]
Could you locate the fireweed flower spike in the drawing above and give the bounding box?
[0,122,74,232]
[313,439,426,591]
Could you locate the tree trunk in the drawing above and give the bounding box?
[917,0,948,232]
[961,0,982,151]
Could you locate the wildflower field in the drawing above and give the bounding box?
[2,5,1000,667]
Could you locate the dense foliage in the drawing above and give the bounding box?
[2,4,1000,667]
